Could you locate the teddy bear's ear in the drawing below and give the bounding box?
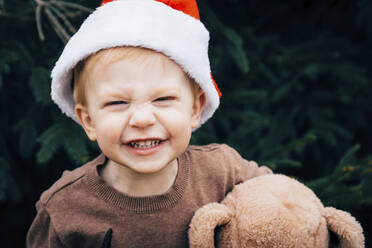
[323,207,364,248]
[189,202,232,248]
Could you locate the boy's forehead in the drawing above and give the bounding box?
[95,80,183,94]
[86,52,193,95]
[94,47,179,69]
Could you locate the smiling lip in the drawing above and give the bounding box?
[125,138,165,145]
[124,138,166,156]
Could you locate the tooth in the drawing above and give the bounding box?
[129,140,163,148]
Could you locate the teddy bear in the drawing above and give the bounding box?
[189,174,364,248]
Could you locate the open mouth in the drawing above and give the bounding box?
[127,139,164,149]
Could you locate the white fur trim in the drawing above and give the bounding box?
[51,0,219,127]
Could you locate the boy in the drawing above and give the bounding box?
[27,0,272,247]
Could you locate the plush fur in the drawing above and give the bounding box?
[189,174,365,248]
[51,0,219,126]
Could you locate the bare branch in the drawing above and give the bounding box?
[34,0,91,42]
[35,0,47,7]
[0,0,5,12]
[35,5,45,41]
[49,5,76,34]
[50,0,93,13]
[44,8,70,43]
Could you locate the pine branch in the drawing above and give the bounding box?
[13,119,37,159]
[37,121,91,165]
[63,126,89,164]
[262,133,317,160]
[29,67,52,106]
[37,123,67,164]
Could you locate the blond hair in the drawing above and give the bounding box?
[73,46,201,106]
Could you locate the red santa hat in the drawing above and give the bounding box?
[51,0,221,127]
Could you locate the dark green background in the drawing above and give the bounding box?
[0,0,371,246]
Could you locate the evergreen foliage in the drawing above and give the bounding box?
[0,0,371,246]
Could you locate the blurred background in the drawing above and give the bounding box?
[0,0,371,246]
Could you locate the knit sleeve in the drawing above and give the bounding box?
[221,144,273,184]
[238,158,273,182]
[26,201,64,248]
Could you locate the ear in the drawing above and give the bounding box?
[191,90,206,129]
[323,207,364,248]
[189,202,232,248]
[75,103,97,141]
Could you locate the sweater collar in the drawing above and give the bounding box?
[84,150,191,213]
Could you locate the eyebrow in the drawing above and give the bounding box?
[98,87,133,99]
[98,84,180,99]
[151,86,180,96]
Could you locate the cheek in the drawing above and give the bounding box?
[158,108,193,140]
[94,113,126,143]
[160,106,192,123]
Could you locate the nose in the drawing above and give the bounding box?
[128,103,156,128]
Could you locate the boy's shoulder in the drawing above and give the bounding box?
[185,143,253,171]
[187,143,244,161]
[38,154,105,207]
[188,143,235,151]
[186,143,271,180]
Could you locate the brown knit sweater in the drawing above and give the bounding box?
[26,144,272,248]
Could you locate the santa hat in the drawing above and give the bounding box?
[51,0,221,127]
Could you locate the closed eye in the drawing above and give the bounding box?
[106,101,128,106]
[154,96,176,102]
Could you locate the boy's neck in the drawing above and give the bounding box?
[99,159,178,197]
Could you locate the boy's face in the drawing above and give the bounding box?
[76,52,205,174]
